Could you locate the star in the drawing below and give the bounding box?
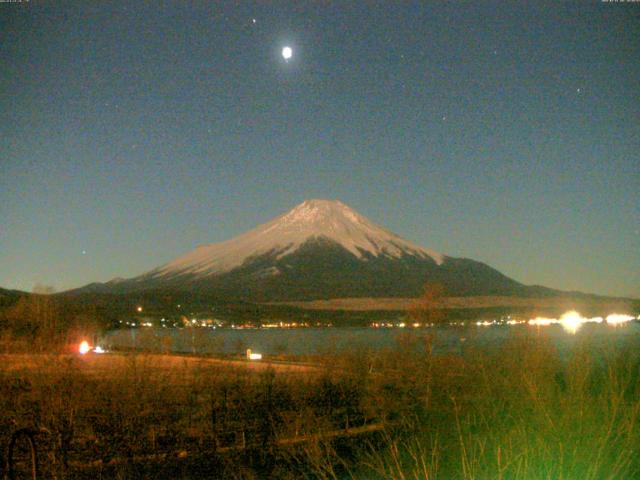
[252,18,256,24]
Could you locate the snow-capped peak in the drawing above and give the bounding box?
[151,199,444,278]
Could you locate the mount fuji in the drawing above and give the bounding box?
[76,199,551,300]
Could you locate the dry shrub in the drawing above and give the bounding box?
[0,332,639,479]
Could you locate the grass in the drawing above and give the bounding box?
[0,330,639,479]
[350,333,640,479]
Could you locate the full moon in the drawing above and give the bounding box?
[282,46,293,61]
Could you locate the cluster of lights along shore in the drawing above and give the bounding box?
[81,308,637,357]
[123,304,637,334]
[371,311,637,334]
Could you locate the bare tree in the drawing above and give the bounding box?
[409,282,445,325]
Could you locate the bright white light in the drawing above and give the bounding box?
[282,46,293,60]
[93,346,106,354]
[136,306,143,312]
[79,341,91,355]
[559,310,584,334]
[606,314,634,325]
[246,348,262,360]
[527,311,601,333]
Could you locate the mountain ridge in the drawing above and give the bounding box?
[147,199,444,280]
[69,199,570,300]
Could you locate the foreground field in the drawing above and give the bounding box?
[0,352,320,377]
[1,332,639,479]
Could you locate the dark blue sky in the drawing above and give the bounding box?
[1,2,638,297]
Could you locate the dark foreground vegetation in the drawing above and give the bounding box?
[0,330,639,479]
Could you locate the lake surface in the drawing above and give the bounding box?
[103,322,640,356]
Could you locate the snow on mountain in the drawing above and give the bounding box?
[151,199,444,278]
[106,277,126,284]
[69,199,545,300]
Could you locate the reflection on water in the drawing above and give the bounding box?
[104,320,640,356]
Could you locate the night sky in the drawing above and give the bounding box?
[1,2,638,297]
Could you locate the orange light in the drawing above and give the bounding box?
[79,341,91,355]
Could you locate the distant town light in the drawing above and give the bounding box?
[559,310,583,334]
[136,306,143,312]
[527,311,612,334]
[476,320,494,326]
[529,317,557,326]
[606,313,634,325]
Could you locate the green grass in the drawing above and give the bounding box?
[349,334,640,480]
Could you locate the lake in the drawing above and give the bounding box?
[103,321,640,356]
